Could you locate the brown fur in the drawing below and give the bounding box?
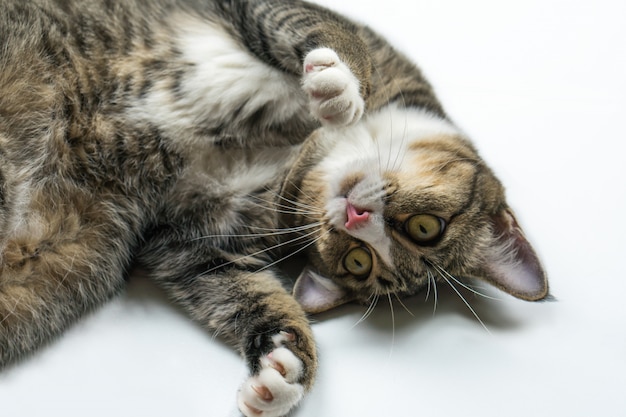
[0,1,546,415]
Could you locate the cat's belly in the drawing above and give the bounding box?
[195,145,298,194]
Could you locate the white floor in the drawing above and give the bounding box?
[2,1,625,416]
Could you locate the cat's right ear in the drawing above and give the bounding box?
[293,266,354,314]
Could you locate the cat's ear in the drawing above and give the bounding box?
[293,266,354,313]
[479,208,549,301]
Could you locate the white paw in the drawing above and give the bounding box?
[237,333,305,417]
[302,48,364,127]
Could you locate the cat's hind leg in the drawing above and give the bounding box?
[0,187,138,368]
[302,48,365,126]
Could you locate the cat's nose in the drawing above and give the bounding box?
[345,202,370,230]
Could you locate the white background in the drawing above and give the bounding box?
[2,0,625,416]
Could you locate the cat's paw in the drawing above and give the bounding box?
[302,48,364,127]
[237,332,305,417]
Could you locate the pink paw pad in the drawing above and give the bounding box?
[238,333,305,417]
[302,48,364,126]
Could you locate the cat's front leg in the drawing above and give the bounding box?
[232,281,316,417]
[139,239,316,416]
[302,48,365,126]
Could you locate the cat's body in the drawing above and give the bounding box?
[0,0,548,416]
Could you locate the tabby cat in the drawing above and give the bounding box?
[0,0,549,415]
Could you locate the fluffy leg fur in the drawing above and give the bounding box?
[0,185,139,367]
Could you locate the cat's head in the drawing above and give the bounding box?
[281,106,548,313]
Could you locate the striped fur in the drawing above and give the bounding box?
[0,1,547,416]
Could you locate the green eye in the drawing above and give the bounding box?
[406,214,445,244]
[343,247,373,278]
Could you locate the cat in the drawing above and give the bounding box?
[0,0,549,416]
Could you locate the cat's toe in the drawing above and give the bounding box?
[302,48,364,127]
[303,47,340,73]
[237,346,305,417]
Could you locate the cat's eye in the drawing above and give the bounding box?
[405,214,445,244]
[343,247,373,278]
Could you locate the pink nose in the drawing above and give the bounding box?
[345,203,370,230]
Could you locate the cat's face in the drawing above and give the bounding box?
[282,107,548,313]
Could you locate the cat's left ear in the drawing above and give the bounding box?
[293,266,355,313]
[479,208,549,301]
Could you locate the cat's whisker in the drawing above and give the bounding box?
[433,264,500,301]
[431,264,491,335]
[368,63,391,176]
[393,124,411,172]
[245,222,322,232]
[201,227,321,275]
[425,266,438,316]
[252,191,325,215]
[425,268,432,301]
[388,104,410,173]
[375,134,384,177]
[245,222,323,235]
[247,225,322,254]
[253,227,331,274]
[387,292,396,358]
[254,202,322,217]
[370,62,409,174]
[246,198,322,216]
[380,84,396,173]
[189,222,323,241]
[394,293,415,317]
[273,180,325,212]
[352,292,379,329]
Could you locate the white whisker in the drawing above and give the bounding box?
[246,197,322,216]
[434,264,500,301]
[431,263,491,335]
[252,191,325,215]
[253,227,331,274]
[369,63,392,176]
[274,180,324,211]
[389,106,409,173]
[425,267,438,316]
[190,221,323,242]
[387,292,396,358]
[394,293,414,317]
[201,226,321,275]
[352,293,379,328]
[370,60,409,174]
